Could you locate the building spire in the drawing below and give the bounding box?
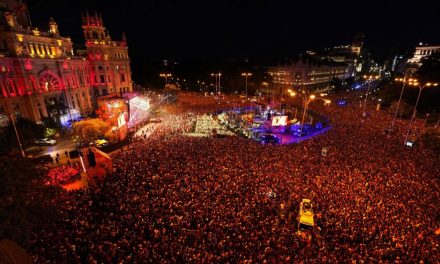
[122,32,127,44]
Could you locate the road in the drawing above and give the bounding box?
[25,137,77,158]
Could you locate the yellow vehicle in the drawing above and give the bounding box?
[297,198,314,239]
[94,139,108,148]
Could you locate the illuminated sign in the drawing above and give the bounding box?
[129,96,149,110]
[271,116,287,126]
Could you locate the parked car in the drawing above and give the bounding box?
[32,154,53,164]
[34,138,57,146]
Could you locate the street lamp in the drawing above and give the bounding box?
[211,73,222,95]
[159,73,172,86]
[404,80,438,145]
[392,76,415,129]
[10,113,25,157]
[241,72,252,98]
[362,75,380,117]
[290,92,330,141]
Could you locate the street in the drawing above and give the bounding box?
[25,137,77,158]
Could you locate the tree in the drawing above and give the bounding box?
[329,77,343,91]
[0,118,44,155]
[387,100,413,119]
[72,118,109,143]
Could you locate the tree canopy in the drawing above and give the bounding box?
[72,118,109,143]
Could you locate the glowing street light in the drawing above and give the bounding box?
[159,73,172,86]
[362,75,380,117]
[404,81,438,145]
[211,73,222,95]
[392,75,415,129]
[290,91,330,141]
[241,72,252,98]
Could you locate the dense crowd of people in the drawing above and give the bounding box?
[26,92,440,262]
[45,165,80,186]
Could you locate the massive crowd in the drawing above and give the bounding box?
[26,92,440,262]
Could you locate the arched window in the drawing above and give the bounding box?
[6,79,15,94]
[39,72,61,92]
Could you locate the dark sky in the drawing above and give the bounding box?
[27,0,440,62]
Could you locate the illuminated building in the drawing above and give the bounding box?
[318,33,364,76]
[266,55,348,96]
[0,0,132,126]
[407,43,440,65]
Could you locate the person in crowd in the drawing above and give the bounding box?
[26,92,440,263]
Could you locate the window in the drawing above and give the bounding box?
[100,75,105,83]
[92,32,98,39]
[6,79,15,94]
[121,74,125,82]
[98,66,103,71]
[29,77,37,92]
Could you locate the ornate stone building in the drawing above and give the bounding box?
[266,55,349,97]
[0,0,132,127]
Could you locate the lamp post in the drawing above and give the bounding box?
[210,73,217,94]
[159,73,172,87]
[392,76,415,129]
[362,75,380,117]
[211,73,221,96]
[290,91,330,141]
[241,72,252,98]
[10,113,25,157]
[218,73,222,95]
[404,81,438,144]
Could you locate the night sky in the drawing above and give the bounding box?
[28,0,440,62]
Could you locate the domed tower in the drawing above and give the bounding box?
[48,17,59,35]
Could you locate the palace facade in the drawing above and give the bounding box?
[0,0,132,127]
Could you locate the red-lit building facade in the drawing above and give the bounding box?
[0,0,132,126]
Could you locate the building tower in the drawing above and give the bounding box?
[0,0,30,28]
[48,17,59,35]
[351,33,364,56]
[81,11,132,98]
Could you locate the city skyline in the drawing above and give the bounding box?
[28,0,440,61]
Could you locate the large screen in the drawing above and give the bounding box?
[271,116,287,126]
[128,96,150,128]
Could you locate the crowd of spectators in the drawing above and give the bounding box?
[45,165,81,186]
[26,92,440,263]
